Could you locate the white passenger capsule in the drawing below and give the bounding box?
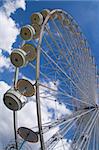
[63,18,71,26]
[21,43,37,61]
[41,9,50,20]
[3,88,27,111]
[31,13,43,25]
[32,24,41,39]
[20,25,35,41]
[16,79,35,97]
[10,49,27,67]
[17,127,39,143]
[10,44,36,67]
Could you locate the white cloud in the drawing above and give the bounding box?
[39,81,71,121]
[0,12,19,53]
[54,139,71,150]
[0,81,13,146]
[3,0,26,17]
[2,0,26,17]
[0,0,26,53]
[0,49,11,71]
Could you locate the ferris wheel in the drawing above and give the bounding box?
[3,9,99,150]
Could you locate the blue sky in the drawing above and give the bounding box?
[0,0,99,149]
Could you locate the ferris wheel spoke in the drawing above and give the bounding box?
[80,110,99,149]
[45,22,89,96]
[81,112,98,150]
[40,49,91,107]
[60,21,76,53]
[41,47,93,103]
[75,110,97,149]
[43,36,59,60]
[45,121,72,149]
[60,20,78,51]
[40,96,78,109]
[81,122,95,150]
[70,117,84,149]
[61,23,90,85]
[40,93,92,109]
[86,130,92,150]
[42,108,95,135]
[52,19,85,79]
[42,36,71,79]
[97,118,99,150]
[51,19,74,56]
[93,117,99,150]
[45,118,79,150]
[73,109,99,150]
[43,118,74,134]
[60,22,83,64]
[55,24,94,103]
[41,51,70,82]
[39,76,94,107]
[29,62,52,82]
[92,123,96,150]
[29,61,74,101]
[72,110,95,149]
[96,117,99,150]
